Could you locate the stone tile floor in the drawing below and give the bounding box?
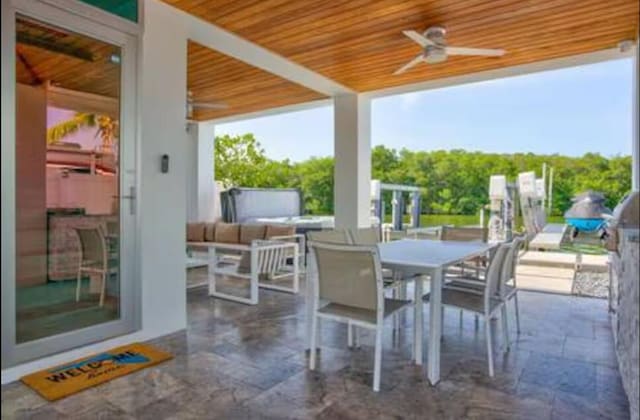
[2,270,630,419]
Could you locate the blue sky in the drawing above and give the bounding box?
[216,58,633,162]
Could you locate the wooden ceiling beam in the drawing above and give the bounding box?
[16,31,95,62]
[15,47,42,85]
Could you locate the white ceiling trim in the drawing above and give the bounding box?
[203,46,636,125]
[203,98,332,125]
[362,47,635,99]
[155,0,353,97]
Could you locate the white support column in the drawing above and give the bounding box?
[138,0,188,336]
[186,123,197,222]
[186,122,216,221]
[334,94,371,228]
[198,122,217,221]
[632,40,639,191]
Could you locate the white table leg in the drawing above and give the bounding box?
[207,247,217,295]
[428,267,443,385]
[292,247,300,293]
[414,274,424,365]
[305,266,315,350]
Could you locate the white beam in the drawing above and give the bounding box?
[203,47,635,127]
[154,1,352,97]
[186,122,217,221]
[204,99,332,125]
[139,0,188,335]
[334,94,371,228]
[363,48,634,100]
[186,123,198,222]
[197,123,216,220]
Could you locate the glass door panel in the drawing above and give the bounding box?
[14,15,123,344]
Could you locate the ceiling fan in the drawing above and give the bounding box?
[186,90,228,120]
[394,26,506,75]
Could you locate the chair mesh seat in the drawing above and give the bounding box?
[423,289,502,314]
[446,277,516,299]
[318,298,411,324]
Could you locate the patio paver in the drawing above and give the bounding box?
[516,265,575,294]
[1,269,629,420]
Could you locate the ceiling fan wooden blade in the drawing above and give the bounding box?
[402,30,435,47]
[445,46,505,56]
[394,53,425,75]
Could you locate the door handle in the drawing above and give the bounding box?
[113,186,136,215]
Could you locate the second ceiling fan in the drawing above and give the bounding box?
[186,90,228,120]
[394,26,506,75]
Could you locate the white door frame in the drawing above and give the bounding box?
[1,0,140,368]
[633,36,639,191]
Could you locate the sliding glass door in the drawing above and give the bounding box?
[2,1,139,368]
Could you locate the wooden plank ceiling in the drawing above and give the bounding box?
[169,0,638,120]
[188,41,327,121]
[16,17,121,99]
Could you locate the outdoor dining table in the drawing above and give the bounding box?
[377,239,496,385]
[306,238,496,386]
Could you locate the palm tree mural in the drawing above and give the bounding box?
[47,112,119,153]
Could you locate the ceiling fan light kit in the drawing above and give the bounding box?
[394,26,506,75]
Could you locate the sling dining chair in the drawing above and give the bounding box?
[308,241,412,391]
[423,242,511,377]
[74,227,109,307]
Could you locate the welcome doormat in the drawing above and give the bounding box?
[20,343,173,401]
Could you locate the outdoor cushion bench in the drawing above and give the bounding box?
[186,222,304,305]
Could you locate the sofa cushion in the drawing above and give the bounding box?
[240,224,267,245]
[265,224,295,238]
[186,222,206,242]
[215,222,240,243]
[204,223,216,242]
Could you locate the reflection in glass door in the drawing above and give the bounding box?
[13,15,128,349]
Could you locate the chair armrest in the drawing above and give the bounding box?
[457,262,488,273]
[445,267,486,279]
[187,241,250,252]
[270,234,305,248]
[270,233,303,240]
[269,234,306,265]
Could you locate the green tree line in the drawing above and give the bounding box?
[215,133,632,216]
